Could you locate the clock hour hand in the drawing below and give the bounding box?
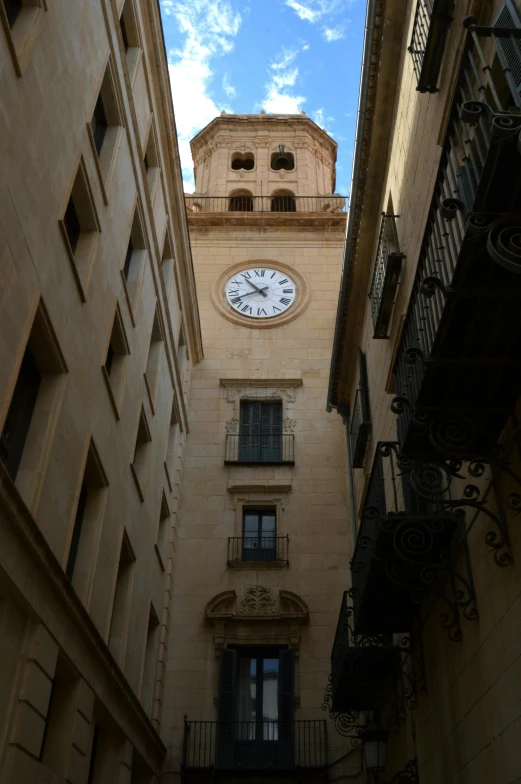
[239,286,269,299]
[246,279,268,297]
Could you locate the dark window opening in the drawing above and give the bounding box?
[239,401,282,462]
[90,93,108,157]
[0,349,41,481]
[229,193,254,211]
[216,647,295,769]
[120,12,130,52]
[66,483,88,581]
[242,510,276,562]
[144,152,149,172]
[123,237,133,280]
[105,341,115,377]
[86,725,100,784]
[231,153,255,171]
[63,197,81,254]
[3,0,22,28]
[271,193,296,212]
[271,146,294,171]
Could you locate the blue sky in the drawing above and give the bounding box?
[159,0,365,195]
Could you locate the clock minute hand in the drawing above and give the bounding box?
[239,287,269,299]
[246,279,268,297]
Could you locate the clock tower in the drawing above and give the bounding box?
[163,114,352,778]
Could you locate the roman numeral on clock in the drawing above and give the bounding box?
[257,308,267,316]
[241,304,252,314]
[272,305,281,313]
[279,297,291,306]
[254,269,265,277]
[278,278,288,285]
[231,296,242,305]
[282,289,293,294]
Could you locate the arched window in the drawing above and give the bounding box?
[271,146,295,171]
[271,190,296,212]
[231,152,255,171]
[229,190,254,212]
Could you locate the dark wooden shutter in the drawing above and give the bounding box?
[494,1,521,98]
[216,648,237,769]
[278,649,295,768]
[239,402,261,460]
[261,402,282,461]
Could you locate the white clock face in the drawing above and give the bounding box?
[225,267,297,319]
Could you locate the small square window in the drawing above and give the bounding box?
[121,206,146,318]
[1,300,67,508]
[102,303,130,420]
[130,407,151,502]
[59,158,100,302]
[87,57,124,203]
[0,0,47,77]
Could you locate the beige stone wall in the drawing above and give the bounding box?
[337,0,521,782]
[0,0,201,781]
[191,115,339,197]
[162,118,352,774]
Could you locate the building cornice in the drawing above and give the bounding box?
[187,212,347,231]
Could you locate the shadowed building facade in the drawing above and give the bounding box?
[328,0,521,782]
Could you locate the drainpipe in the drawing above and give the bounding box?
[327,0,380,413]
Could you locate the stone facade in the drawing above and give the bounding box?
[329,1,521,783]
[161,116,353,778]
[0,1,201,782]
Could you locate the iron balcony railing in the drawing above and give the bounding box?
[329,591,398,713]
[408,0,455,93]
[351,443,458,634]
[224,433,294,464]
[394,20,521,456]
[350,388,371,468]
[185,195,347,214]
[182,719,327,770]
[228,535,289,565]
[369,213,405,339]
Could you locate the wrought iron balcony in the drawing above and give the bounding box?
[224,434,294,465]
[182,719,327,771]
[369,214,405,339]
[329,592,401,713]
[228,535,289,565]
[185,195,347,213]
[393,19,521,460]
[351,443,459,635]
[408,0,455,93]
[350,388,371,468]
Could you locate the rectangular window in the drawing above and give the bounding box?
[350,348,371,468]
[155,491,170,569]
[108,532,135,664]
[216,648,295,769]
[121,208,146,312]
[140,605,160,716]
[3,0,22,28]
[242,510,276,562]
[408,0,454,93]
[131,407,151,501]
[90,94,107,157]
[238,402,282,463]
[0,349,41,480]
[145,307,164,407]
[64,440,108,597]
[59,158,100,301]
[369,212,404,339]
[123,238,133,281]
[102,304,130,418]
[39,656,77,770]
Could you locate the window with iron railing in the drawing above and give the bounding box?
[225,402,295,464]
[408,0,455,93]
[350,349,371,468]
[369,213,404,339]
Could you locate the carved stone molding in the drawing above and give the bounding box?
[205,587,309,622]
[283,417,296,433]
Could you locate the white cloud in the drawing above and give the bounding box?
[312,107,335,132]
[302,43,310,51]
[323,25,344,41]
[222,73,236,98]
[285,0,343,24]
[261,46,306,115]
[161,0,242,190]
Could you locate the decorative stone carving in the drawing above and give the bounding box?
[225,417,239,434]
[283,417,296,433]
[205,587,309,622]
[238,586,278,616]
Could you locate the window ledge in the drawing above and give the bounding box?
[101,366,121,422]
[130,463,144,503]
[228,560,288,570]
[154,543,166,573]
